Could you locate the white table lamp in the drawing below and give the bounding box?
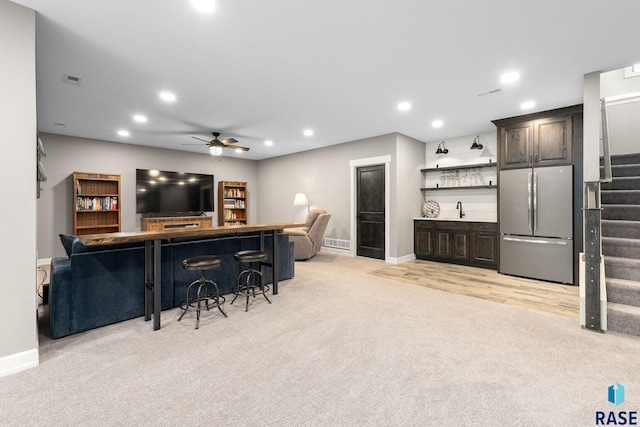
[293,193,309,212]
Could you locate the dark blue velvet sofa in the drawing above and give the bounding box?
[49,232,294,338]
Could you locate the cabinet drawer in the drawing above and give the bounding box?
[435,221,469,231]
[470,222,497,232]
[414,220,435,230]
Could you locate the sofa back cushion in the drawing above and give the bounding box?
[59,234,77,258]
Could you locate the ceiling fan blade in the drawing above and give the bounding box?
[182,143,209,146]
[224,144,250,151]
[192,136,211,143]
[221,137,238,144]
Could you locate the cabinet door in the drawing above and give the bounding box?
[414,222,435,258]
[451,231,469,260]
[470,231,497,264]
[533,116,572,166]
[500,122,533,169]
[435,230,451,258]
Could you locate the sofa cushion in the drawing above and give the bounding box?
[59,234,77,258]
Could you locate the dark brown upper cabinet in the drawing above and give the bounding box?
[498,115,572,170]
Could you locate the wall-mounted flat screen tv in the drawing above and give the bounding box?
[136,169,214,215]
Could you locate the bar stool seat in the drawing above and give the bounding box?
[231,250,270,311]
[178,255,227,329]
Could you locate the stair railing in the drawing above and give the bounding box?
[600,98,613,183]
[583,182,604,332]
[582,97,615,332]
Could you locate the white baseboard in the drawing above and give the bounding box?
[0,349,39,377]
[320,247,415,265]
[320,246,352,256]
[386,253,416,265]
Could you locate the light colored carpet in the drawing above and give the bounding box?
[1,253,640,426]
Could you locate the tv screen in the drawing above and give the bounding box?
[136,169,214,215]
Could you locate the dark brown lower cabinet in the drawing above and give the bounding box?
[414,220,435,258]
[470,222,499,268]
[414,220,497,269]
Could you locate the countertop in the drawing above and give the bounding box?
[414,217,496,223]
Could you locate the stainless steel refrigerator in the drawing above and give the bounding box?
[499,165,574,284]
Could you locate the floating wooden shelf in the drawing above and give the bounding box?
[421,185,497,191]
[421,162,496,173]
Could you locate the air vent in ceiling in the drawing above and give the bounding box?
[477,88,501,97]
[63,74,82,86]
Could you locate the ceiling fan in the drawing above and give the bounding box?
[185,132,250,156]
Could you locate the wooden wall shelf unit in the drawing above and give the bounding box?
[218,181,248,226]
[420,161,497,191]
[141,216,213,231]
[73,172,121,236]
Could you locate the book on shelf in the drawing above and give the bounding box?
[76,196,118,211]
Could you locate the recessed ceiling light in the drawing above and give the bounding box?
[190,0,216,13]
[118,130,130,137]
[431,120,444,128]
[520,101,536,110]
[397,102,411,111]
[159,91,176,102]
[303,129,314,137]
[133,115,147,123]
[265,140,273,146]
[500,71,520,84]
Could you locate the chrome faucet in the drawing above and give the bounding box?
[456,201,465,218]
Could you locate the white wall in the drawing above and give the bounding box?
[256,133,425,260]
[37,133,258,259]
[0,0,39,376]
[600,67,640,156]
[422,131,498,221]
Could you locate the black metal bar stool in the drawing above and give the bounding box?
[178,255,227,329]
[231,250,270,311]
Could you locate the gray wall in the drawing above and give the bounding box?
[37,133,258,259]
[256,133,425,260]
[0,1,38,374]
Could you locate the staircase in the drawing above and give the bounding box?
[601,153,640,337]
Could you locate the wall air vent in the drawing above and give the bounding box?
[477,88,502,97]
[63,74,82,86]
[324,238,351,251]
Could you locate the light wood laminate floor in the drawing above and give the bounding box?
[371,260,580,319]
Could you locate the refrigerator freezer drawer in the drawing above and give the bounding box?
[499,235,574,284]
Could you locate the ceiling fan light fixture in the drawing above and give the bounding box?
[210,145,223,156]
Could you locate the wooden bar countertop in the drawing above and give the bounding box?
[78,222,306,246]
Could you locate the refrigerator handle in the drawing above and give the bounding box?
[527,172,532,232]
[533,171,538,231]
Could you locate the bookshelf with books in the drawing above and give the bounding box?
[218,181,247,226]
[72,172,121,235]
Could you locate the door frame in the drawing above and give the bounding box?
[349,155,391,262]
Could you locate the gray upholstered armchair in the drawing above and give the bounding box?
[285,208,331,260]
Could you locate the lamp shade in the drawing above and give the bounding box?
[293,193,309,206]
[209,145,223,156]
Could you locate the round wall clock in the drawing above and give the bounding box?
[422,200,440,218]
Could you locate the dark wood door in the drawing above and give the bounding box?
[357,165,385,260]
[534,116,572,166]
[414,221,435,257]
[451,231,469,260]
[500,121,533,169]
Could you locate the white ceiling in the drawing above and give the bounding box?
[13,0,640,160]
